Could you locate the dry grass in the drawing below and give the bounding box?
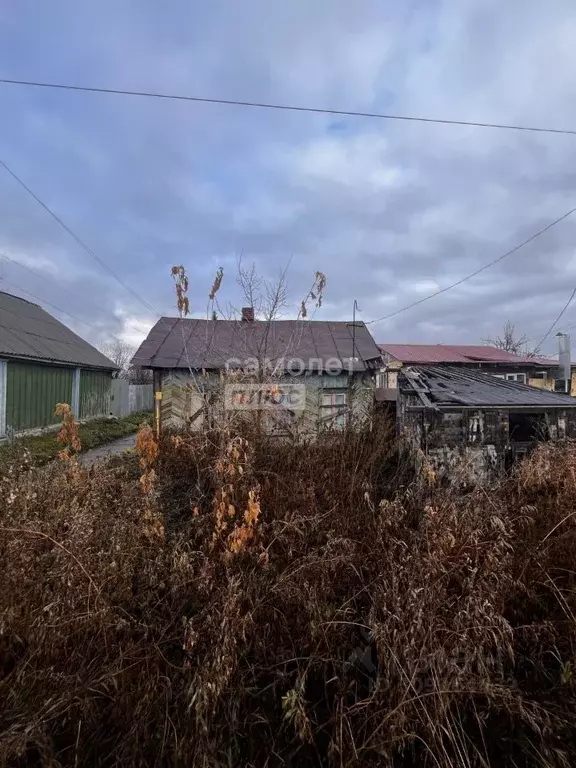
[1,421,576,767]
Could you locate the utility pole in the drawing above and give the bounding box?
[556,332,572,394]
[346,300,363,424]
[352,300,360,370]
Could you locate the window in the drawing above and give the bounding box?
[320,390,347,429]
[492,373,526,383]
[506,373,526,383]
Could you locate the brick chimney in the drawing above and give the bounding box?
[241,306,255,322]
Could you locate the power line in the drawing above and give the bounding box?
[0,157,161,317]
[2,77,576,137]
[0,250,151,339]
[2,278,107,331]
[1,278,150,350]
[534,286,576,351]
[367,204,576,325]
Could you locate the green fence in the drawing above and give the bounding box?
[6,362,74,432]
[80,370,112,419]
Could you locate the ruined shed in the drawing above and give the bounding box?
[397,365,576,483]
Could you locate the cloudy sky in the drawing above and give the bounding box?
[1,0,576,357]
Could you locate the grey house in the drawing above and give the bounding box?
[131,311,383,433]
[0,291,116,436]
[397,365,576,483]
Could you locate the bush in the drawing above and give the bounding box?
[1,422,576,767]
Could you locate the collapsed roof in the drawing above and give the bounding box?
[399,365,575,409]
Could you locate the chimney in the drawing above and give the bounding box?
[241,306,255,322]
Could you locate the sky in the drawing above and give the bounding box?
[2,1,576,357]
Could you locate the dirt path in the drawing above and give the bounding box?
[79,434,137,467]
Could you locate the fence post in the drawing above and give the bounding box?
[0,360,6,437]
[153,370,162,439]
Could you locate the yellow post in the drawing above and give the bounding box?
[153,370,163,440]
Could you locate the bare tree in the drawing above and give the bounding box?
[127,365,152,384]
[99,340,135,379]
[168,261,328,434]
[483,321,540,357]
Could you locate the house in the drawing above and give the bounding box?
[131,310,383,433]
[378,344,558,392]
[0,291,116,436]
[396,365,576,483]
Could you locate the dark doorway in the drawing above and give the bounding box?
[508,412,548,443]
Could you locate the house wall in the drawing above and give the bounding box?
[5,361,75,433]
[159,369,375,433]
[0,361,112,436]
[397,391,576,484]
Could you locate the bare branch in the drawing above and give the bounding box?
[99,340,135,379]
[483,320,540,357]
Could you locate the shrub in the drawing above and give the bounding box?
[1,423,576,767]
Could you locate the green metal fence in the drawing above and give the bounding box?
[80,369,112,419]
[6,361,74,432]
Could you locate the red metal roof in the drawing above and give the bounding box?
[378,344,557,366]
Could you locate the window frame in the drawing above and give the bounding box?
[320,388,348,430]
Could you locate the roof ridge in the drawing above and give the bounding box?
[0,289,38,307]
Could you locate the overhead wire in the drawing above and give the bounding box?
[4,77,576,344]
[1,77,576,136]
[534,286,576,352]
[0,251,152,339]
[0,157,161,317]
[0,278,154,358]
[2,278,109,331]
[366,204,576,325]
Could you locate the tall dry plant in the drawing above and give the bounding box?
[171,264,190,317]
[54,402,81,460]
[135,422,164,539]
[299,270,327,319]
[211,434,261,555]
[208,266,224,302]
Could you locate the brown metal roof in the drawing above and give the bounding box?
[0,291,116,370]
[379,343,556,366]
[132,317,382,372]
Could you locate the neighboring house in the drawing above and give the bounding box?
[131,310,382,433]
[0,291,116,437]
[378,344,558,392]
[396,365,576,484]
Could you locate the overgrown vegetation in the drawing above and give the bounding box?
[1,416,576,767]
[0,411,151,471]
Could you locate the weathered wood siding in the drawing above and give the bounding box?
[160,370,375,433]
[398,391,576,484]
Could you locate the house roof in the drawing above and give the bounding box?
[132,317,383,372]
[0,291,116,370]
[379,343,557,367]
[399,365,575,409]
